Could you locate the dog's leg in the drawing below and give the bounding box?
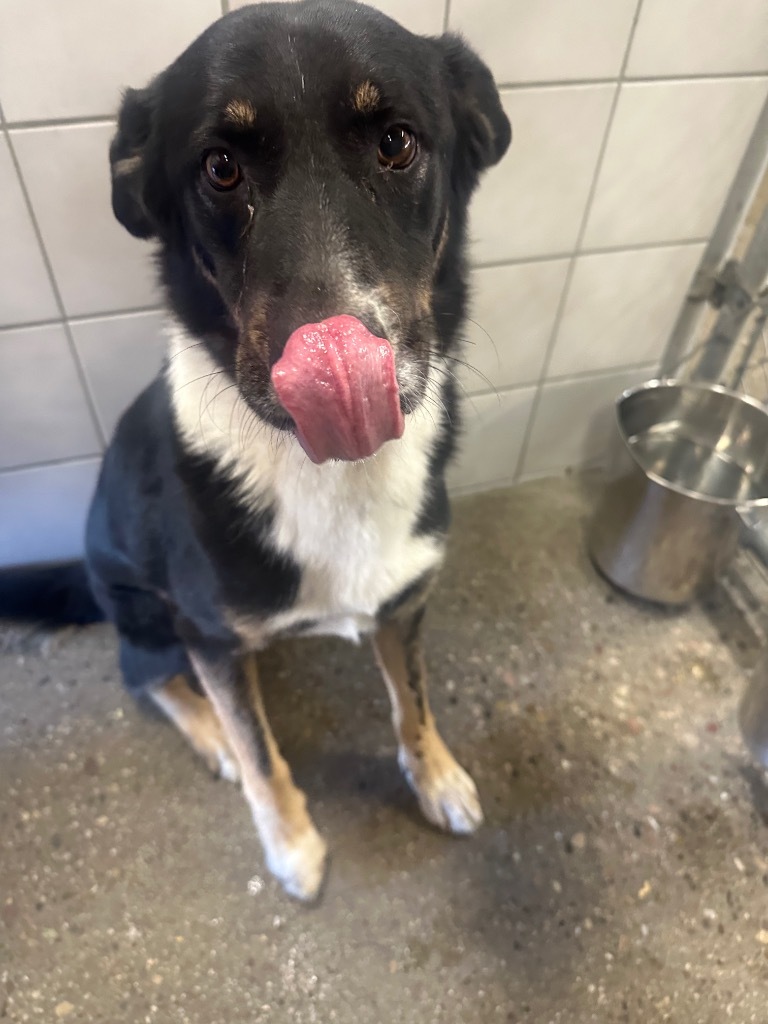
[373,609,483,834]
[150,673,240,783]
[187,647,327,901]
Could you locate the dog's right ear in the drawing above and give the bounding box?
[434,34,511,193]
[110,85,160,239]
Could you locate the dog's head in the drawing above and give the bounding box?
[111,0,510,461]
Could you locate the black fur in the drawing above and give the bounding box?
[0,563,103,626]
[4,1,510,699]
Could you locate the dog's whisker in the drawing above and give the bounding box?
[171,369,223,396]
[197,371,227,433]
[431,311,501,366]
[202,380,239,432]
[443,353,499,398]
[439,361,472,402]
[165,340,205,364]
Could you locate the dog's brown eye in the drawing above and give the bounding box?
[378,126,416,169]
[203,148,242,190]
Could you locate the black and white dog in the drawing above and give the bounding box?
[64,0,509,899]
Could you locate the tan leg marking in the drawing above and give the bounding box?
[150,674,239,782]
[189,650,327,901]
[373,613,483,835]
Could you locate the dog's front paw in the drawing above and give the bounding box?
[203,744,240,784]
[188,728,240,784]
[265,825,329,902]
[399,742,483,836]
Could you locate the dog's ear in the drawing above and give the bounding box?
[435,34,511,187]
[110,84,163,239]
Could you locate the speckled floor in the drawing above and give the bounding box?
[2,478,768,1023]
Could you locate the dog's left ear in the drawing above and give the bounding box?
[435,34,511,188]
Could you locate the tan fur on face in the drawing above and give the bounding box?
[191,245,221,293]
[435,211,450,267]
[232,297,270,382]
[225,98,257,130]
[376,281,432,333]
[352,81,381,114]
[112,154,142,178]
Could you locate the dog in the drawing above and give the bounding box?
[22,0,510,900]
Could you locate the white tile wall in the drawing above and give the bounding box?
[450,0,638,84]
[448,387,536,493]
[583,78,768,249]
[464,259,569,390]
[1,0,766,565]
[228,0,446,36]
[0,324,100,470]
[0,138,59,325]
[627,0,768,78]
[549,243,705,377]
[11,124,158,317]
[470,86,614,263]
[521,366,658,480]
[71,312,167,438]
[0,460,101,567]
[0,0,220,121]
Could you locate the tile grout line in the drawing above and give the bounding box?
[0,237,712,336]
[471,235,709,271]
[460,359,660,403]
[495,70,768,91]
[3,73,766,132]
[442,0,452,33]
[0,453,103,479]
[69,303,163,325]
[510,0,647,484]
[1,127,107,450]
[0,305,164,336]
[6,114,116,131]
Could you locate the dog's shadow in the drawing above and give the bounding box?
[256,633,611,995]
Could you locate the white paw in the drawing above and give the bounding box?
[213,748,240,784]
[265,826,329,902]
[399,747,484,835]
[200,740,240,784]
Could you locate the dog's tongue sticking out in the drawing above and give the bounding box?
[271,315,404,464]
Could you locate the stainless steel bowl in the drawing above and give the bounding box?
[589,380,768,605]
[739,650,768,767]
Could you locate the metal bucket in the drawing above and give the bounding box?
[589,380,768,605]
[739,649,768,767]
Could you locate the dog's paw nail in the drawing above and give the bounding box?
[267,827,328,902]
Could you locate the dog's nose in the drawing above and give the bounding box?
[264,289,387,369]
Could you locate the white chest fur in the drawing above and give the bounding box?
[166,325,446,644]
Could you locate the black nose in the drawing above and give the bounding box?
[264,283,386,367]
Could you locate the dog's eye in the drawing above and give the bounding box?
[203,149,242,191]
[378,126,417,170]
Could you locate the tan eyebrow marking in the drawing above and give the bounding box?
[112,154,142,177]
[224,99,257,129]
[352,81,381,114]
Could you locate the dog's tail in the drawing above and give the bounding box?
[0,562,105,626]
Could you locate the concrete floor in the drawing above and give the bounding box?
[2,478,768,1023]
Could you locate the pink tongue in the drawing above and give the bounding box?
[271,314,404,464]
